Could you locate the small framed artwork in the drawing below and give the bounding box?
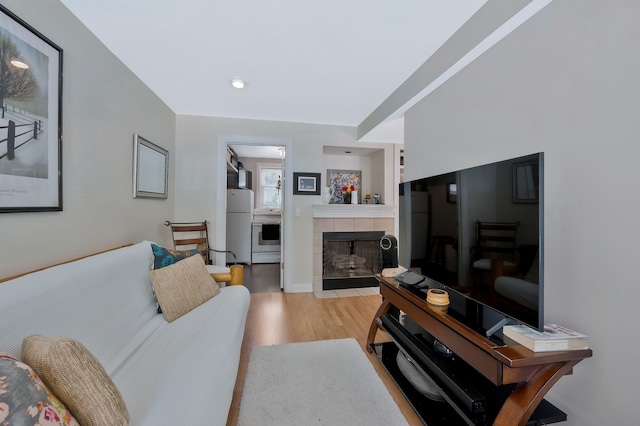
[446,183,457,204]
[512,160,539,203]
[327,169,361,203]
[133,134,169,199]
[293,172,321,195]
[0,5,63,212]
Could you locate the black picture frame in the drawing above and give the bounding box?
[0,5,63,213]
[293,172,321,195]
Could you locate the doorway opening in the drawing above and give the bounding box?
[227,143,285,293]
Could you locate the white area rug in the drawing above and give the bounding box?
[238,338,409,426]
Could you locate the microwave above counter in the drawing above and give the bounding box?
[227,169,252,189]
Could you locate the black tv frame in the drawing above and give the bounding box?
[398,153,544,333]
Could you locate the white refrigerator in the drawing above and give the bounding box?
[399,188,429,266]
[226,189,254,264]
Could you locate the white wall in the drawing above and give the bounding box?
[405,0,638,423]
[322,149,387,203]
[175,115,395,291]
[370,149,386,204]
[323,154,371,200]
[0,1,176,278]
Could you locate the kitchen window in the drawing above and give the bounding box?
[257,163,282,209]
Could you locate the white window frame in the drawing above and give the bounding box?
[257,162,282,209]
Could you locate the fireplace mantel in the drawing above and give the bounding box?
[312,204,396,219]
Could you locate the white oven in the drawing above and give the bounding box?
[252,212,281,263]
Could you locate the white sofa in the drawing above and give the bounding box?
[0,241,250,425]
[494,252,540,312]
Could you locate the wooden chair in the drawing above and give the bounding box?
[163,220,243,286]
[428,235,455,267]
[472,221,518,286]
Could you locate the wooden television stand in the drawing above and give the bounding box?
[367,275,592,426]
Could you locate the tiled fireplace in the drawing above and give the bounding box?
[312,205,396,293]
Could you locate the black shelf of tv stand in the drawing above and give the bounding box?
[371,315,566,425]
[367,275,593,426]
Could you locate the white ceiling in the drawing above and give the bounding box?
[230,145,283,160]
[229,144,383,160]
[58,1,550,143]
[58,1,488,140]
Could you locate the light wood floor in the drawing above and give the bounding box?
[226,292,423,426]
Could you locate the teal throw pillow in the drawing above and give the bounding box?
[151,243,201,270]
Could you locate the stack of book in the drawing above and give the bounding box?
[502,323,589,352]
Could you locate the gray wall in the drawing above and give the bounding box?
[0,1,176,278]
[174,115,396,291]
[405,0,638,423]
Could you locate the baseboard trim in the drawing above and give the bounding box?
[288,283,313,293]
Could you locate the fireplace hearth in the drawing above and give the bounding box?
[323,231,384,290]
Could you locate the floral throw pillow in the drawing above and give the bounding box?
[0,353,79,425]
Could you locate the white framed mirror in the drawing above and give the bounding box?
[133,134,168,199]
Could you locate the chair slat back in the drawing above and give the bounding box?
[174,237,207,247]
[170,224,206,233]
[168,221,212,264]
[475,221,518,261]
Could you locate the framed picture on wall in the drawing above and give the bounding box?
[133,134,169,199]
[293,172,321,195]
[0,5,63,213]
[326,169,361,204]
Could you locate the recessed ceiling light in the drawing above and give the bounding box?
[230,78,246,89]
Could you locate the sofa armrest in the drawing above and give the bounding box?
[208,264,243,286]
[494,276,538,311]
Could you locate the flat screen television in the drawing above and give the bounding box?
[398,153,544,333]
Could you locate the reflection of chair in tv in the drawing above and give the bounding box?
[425,235,457,284]
[429,235,454,266]
[472,221,519,286]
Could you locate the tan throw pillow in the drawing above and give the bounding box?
[149,252,221,322]
[21,336,129,426]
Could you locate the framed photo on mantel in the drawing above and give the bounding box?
[0,5,63,213]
